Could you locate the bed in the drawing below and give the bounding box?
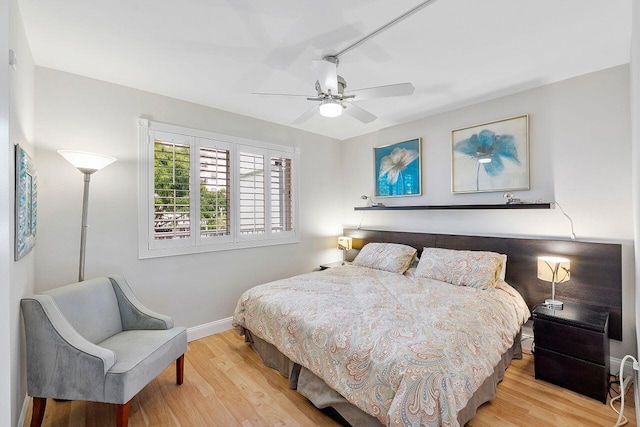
[233,242,530,426]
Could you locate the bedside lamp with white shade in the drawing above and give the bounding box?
[537,256,571,310]
[337,236,353,264]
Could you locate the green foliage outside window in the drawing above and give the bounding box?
[154,142,228,237]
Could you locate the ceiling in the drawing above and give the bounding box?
[18,0,632,141]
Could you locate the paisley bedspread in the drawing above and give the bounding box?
[233,265,530,427]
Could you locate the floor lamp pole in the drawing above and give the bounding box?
[78,172,92,282]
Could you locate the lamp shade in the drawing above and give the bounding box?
[537,256,570,283]
[58,150,117,174]
[337,236,353,251]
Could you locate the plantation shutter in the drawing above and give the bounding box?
[140,119,298,258]
[238,148,266,237]
[153,138,192,242]
[270,155,293,233]
[199,144,231,239]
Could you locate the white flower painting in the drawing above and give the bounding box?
[374,138,421,197]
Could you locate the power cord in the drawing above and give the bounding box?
[520,333,534,356]
[553,201,576,240]
[609,374,622,399]
[611,355,637,426]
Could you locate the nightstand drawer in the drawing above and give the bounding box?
[535,347,608,403]
[534,318,608,364]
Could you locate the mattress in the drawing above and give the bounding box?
[233,264,530,426]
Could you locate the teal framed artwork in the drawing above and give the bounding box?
[452,115,529,193]
[374,138,421,197]
[15,144,37,260]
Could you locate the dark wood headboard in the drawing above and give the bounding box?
[343,228,623,341]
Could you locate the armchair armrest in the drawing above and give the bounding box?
[21,296,116,400]
[109,275,174,330]
[22,296,116,372]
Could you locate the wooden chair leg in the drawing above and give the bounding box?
[30,397,46,427]
[176,354,184,385]
[116,401,130,427]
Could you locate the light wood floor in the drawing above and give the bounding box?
[25,330,636,426]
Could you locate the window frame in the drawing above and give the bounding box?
[138,118,299,259]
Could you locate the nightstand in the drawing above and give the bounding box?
[533,302,609,403]
[319,261,349,270]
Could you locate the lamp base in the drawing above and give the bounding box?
[545,299,564,310]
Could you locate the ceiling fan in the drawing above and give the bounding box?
[254,56,415,124]
[251,0,438,124]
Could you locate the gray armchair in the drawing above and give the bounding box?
[21,274,187,427]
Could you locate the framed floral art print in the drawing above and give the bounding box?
[15,144,37,260]
[451,114,529,193]
[374,138,421,197]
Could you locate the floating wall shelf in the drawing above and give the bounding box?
[354,203,553,211]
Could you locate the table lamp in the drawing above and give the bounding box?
[537,256,570,310]
[337,236,352,264]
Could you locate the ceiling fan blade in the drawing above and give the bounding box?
[346,82,415,101]
[312,59,338,95]
[292,105,319,125]
[251,92,312,98]
[344,103,377,124]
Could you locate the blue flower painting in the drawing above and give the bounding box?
[452,115,529,193]
[375,138,421,197]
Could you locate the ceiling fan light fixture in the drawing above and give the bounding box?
[319,100,343,118]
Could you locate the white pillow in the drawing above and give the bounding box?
[353,243,417,274]
[414,247,505,289]
[498,254,507,280]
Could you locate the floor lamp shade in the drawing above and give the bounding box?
[58,150,117,174]
[59,150,117,281]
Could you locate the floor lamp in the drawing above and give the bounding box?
[58,150,117,282]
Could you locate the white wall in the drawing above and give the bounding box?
[341,65,636,360]
[0,0,12,424]
[34,68,343,329]
[7,0,35,425]
[632,0,640,359]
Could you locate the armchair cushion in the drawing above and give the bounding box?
[101,328,187,403]
[43,277,123,344]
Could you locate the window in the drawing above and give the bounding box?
[138,119,298,258]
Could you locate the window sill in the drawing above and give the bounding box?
[138,236,300,259]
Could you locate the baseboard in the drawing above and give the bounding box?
[18,393,29,427]
[187,317,233,342]
[610,356,636,376]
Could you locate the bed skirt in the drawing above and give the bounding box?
[241,327,522,426]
